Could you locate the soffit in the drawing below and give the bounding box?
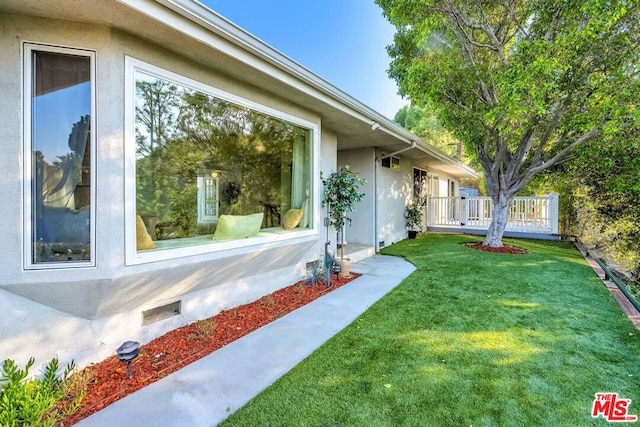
[2,0,477,179]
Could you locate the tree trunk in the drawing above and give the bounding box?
[484,191,512,247]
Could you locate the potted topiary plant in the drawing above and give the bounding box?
[405,198,423,239]
[321,165,366,277]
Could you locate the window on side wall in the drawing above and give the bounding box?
[24,44,95,268]
[413,167,428,206]
[126,59,315,263]
[381,155,400,170]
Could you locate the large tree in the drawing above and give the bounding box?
[376,0,639,246]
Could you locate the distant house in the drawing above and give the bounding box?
[0,0,476,369]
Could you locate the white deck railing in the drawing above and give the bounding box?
[426,194,559,234]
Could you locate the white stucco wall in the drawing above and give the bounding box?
[337,148,375,247]
[374,149,461,249]
[375,150,413,248]
[0,13,334,371]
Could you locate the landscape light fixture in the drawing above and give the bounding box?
[116,340,140,380]
[371,121,380,131]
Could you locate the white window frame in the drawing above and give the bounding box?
[197,175,219,224]
[22,43,96,270]
[448,179,457,197]
[412,167,427,205]
[381,155,400,170]
[124,57,319,265]
[428,172,440,197]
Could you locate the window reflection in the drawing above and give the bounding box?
[31,50,92,264]
[134,71,312,251]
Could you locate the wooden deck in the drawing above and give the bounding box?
[426,194,559,236]
[426,226,561,241]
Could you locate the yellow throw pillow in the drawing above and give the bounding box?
[282,209,304,230]
[136,215,156,250]
[213,213,264,240]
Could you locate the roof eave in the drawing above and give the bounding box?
[121,0,478,178]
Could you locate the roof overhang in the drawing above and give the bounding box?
[2,0,478,179]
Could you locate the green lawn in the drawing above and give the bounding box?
[221,234,640,426]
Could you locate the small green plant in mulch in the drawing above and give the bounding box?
[0,357,85,426]
[323,251,335,286]
[188,319,217,340]
[306,259,322,287]
[260,295,275,308]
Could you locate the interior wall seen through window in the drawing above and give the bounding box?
[134,71,312,251]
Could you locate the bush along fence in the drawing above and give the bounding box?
[575,240,640,316]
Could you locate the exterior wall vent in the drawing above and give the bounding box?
[379,240,385,248]
[142,301,181,325]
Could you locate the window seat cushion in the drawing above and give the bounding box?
[136,215,156,250]
[149,225,301,250]
[212,212,264,240]
[282,209,304,229]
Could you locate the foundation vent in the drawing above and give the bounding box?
[142,301,181,325]
[379,241,385,248]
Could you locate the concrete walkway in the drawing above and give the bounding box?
[76,255,415,427]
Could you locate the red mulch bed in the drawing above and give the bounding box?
[56,273,360,426]
[464,242,529,254]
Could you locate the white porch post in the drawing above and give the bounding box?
[550,193,559,234]
[460,196,468,226]
[426,195,433,227]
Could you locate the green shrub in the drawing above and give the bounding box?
[0,357,84,426]
[323,251,335,286]
[306,259,322,287]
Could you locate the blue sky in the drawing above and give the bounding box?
[200,0,407,119]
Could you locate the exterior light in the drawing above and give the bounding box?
[116,341,140,380]
[371,121,380,131]
[331,261,341,275]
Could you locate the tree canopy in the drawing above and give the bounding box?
[394,104,461,159]
[377,0,640,246]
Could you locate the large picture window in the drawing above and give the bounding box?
[24,44,95,267]
[128,61,314,260]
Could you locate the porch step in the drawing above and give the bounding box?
[340,244,375,263]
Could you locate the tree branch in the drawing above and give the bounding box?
[509,127,601,194]
[544,7,563,43]
[505,123,537,182]
[444,3,508,65]
[528,101,569,169]
[535,128,600,172]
